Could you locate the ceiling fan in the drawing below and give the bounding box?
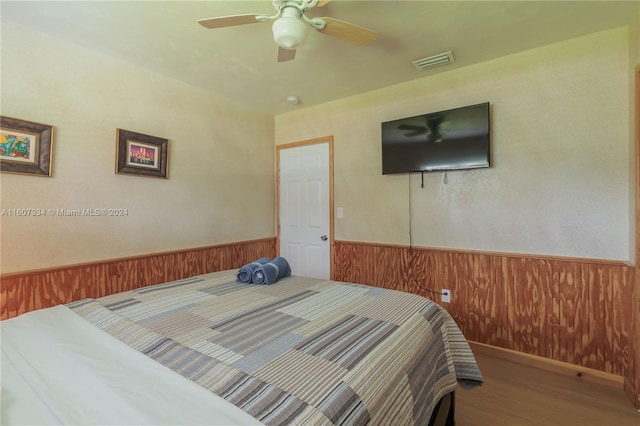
[198,0,378,62]
[399,114,448,143]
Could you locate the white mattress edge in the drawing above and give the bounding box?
[1,305,264,426]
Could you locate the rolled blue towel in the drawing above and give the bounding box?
[271,256,291,277]
[251,256,292,285]
[236,257,271,283]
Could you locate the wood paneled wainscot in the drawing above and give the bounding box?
[0,238,276,320]
[334,240,632,382]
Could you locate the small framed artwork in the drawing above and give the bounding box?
[0,116,54,176]
[115,129,168,178]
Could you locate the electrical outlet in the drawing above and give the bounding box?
[442,289,451,303]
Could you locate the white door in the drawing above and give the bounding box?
[279,142,330,279]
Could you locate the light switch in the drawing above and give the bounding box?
[336,207,344,219]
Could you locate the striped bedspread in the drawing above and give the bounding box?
[68,270,483,425]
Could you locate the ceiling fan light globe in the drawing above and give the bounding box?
[272,17,307,49]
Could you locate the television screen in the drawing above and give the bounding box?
[381,102,490,174]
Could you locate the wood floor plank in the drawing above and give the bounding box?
[456,352,639,426]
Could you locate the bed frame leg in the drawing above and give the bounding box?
[429,391,455,426]
[446,392,455,426]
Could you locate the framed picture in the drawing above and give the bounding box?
[0,116,54,176]
[116,129,168,178]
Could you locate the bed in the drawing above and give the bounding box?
[1,268,483,425]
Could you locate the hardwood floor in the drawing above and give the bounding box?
[456,352,639,426]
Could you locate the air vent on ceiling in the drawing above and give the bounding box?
[411,51,455,71]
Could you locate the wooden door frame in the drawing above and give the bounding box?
[275,136,335,279]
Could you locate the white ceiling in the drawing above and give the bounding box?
[2,1,637,115]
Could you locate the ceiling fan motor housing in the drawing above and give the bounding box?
[198,0,377,61]
[272,6,308,49]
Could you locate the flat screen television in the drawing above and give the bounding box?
[381,102,490,174]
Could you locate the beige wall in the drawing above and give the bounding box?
[276,27,632,261]
[630,9,640,264]
[0,21,276,273]
[2,22,633,273]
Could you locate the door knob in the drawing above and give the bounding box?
[320,235,328,241]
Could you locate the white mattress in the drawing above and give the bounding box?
[1,305,263,426]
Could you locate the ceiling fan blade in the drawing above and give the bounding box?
[278,47,296,62]
[317,17,378,46]
[398,125,426,132]
[317,0,333,6]
[398,124,428,137]
[198,14,261,29]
